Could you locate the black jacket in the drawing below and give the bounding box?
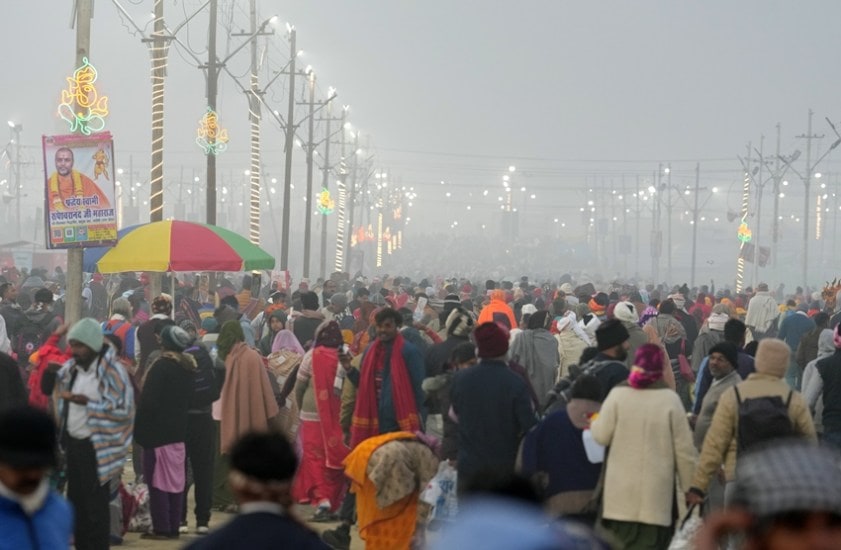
[134,352,195,448]
[185,343,222,413]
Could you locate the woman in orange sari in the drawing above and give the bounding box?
[292,320,349,521]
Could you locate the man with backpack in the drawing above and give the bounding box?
[687,338,816,507]
[101,297,136,368]
[544,319,630,413]
[15,288,61,368]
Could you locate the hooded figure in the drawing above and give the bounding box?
[803,327,841,436]
[134,325,197,539]
[218,321,280,454]
[258,310,288,357]
[509,311,561,409]
[554,312,591,379]
[477,290,517,330]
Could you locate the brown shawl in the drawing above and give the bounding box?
[220,341,280,453]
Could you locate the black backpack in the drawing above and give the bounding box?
[734,386,794,454]
[543,359,616,415]
[14,315,53,366]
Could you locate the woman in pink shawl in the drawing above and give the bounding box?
[272,329,305,355]
[291,320,349,521]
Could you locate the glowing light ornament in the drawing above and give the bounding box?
[317,188,335,214]
[196,107,229,155]
[57,57,109,135]
[737,222,752,243]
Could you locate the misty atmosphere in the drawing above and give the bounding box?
[5,4,841,550]
[2,1,840,289]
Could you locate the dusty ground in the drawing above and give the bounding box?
[121,502,365,549]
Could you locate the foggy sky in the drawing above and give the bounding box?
[2,1,841,284]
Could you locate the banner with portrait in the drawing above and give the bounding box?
[42,132,117,249]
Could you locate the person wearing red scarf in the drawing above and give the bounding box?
[350,308,425,448]
[322,308,426,549]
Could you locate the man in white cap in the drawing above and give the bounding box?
[41,318,135,550]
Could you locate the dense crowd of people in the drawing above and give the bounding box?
[0,265,840,549]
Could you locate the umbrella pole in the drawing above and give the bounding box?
[171,271,176,320]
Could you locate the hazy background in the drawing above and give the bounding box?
[2,1,841,287]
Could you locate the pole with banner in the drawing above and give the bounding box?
[55,0,111,324]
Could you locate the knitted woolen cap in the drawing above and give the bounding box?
[730,442,841,518]
[473,322,509,358]
[446,307,475,338]
[595,319,629,351]
[708,342,739,369]
[161,325,194,352]
[67,317,104,352]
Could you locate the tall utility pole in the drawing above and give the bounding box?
[752,135,765,287]
[7,123,22,239]
[334,106,348,273]
[345,131,359,272]
[232,0,271,245]
[735,143,753,294]
[664,164,673,282]
[148,0,166,224]
[205,0,218,225]
[147,0,167,299]
[635,175,641,275]
[319,100,333,278]
[66,0,93,325]
[280,28,297,272]
[690,163,700,288]
[651,167,661,283]
[772,123,782,269]
[796,109,820,291]
[302,71,316,278]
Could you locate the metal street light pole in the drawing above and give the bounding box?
[7,122,21,239]
[302,70,316,278]
[779,111,840,291]
[319,100,332,278]
[205,0,218,225]
[691,163,699,288]
[280,27,297,272]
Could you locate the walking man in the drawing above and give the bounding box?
[42,318,134,550]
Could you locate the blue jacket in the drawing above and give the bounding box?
[0,491,73,550]
[779,312,816,354]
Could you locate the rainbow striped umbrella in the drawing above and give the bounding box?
[93,220,275,273]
